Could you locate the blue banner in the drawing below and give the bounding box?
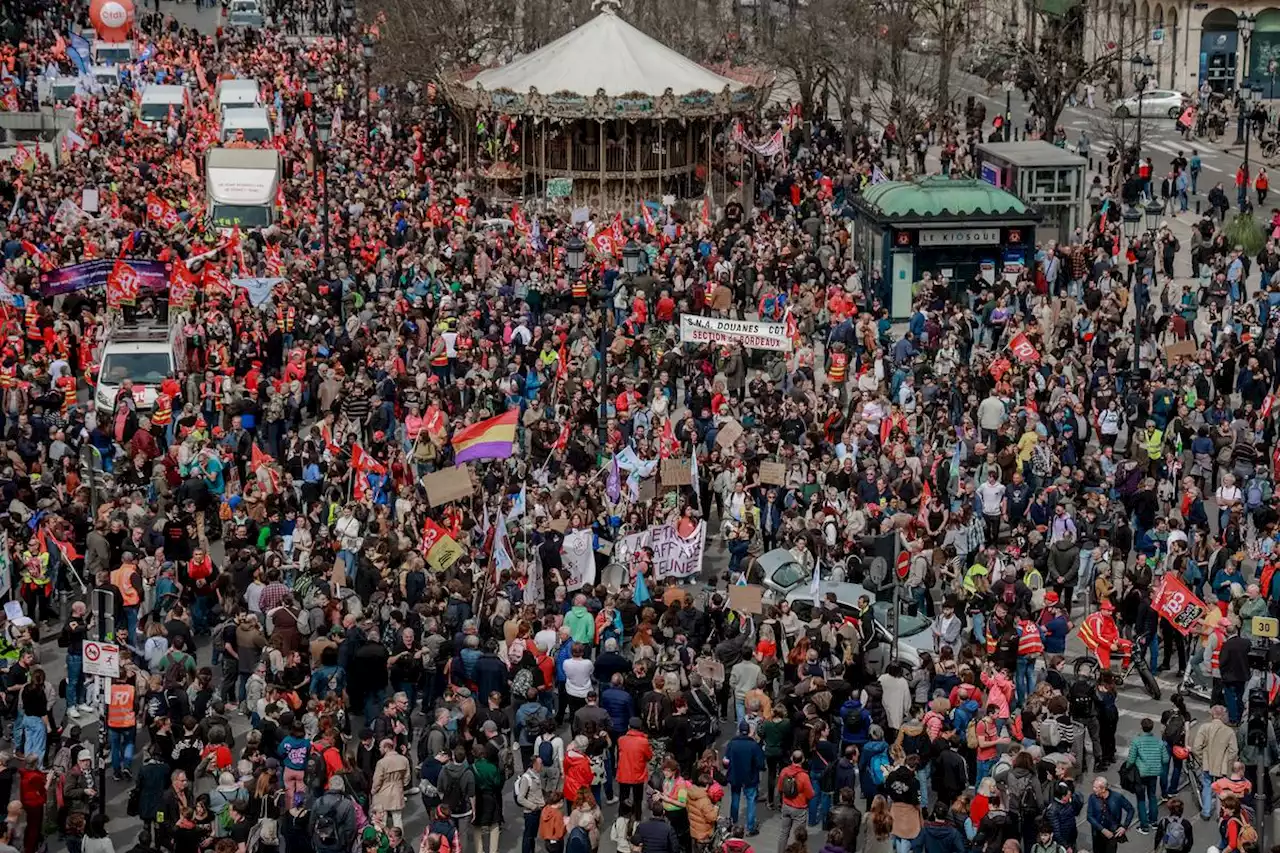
[40,258,171,297]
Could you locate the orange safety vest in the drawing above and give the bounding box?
[201,380,224,410]
[276,305,295,333]
[1209,628,1225,675]
[58,375,76,412]
[828,353,848,384]
[430,341,449,367]
[107,683,136,729]
[571,280,588,300]
[23,304,39,341]
[0,365,15,390]
[456,335,473,358]
[152,392,173,426]
[1016,620,1044,656]
[111,565,141,607]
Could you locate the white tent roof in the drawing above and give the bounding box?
[462,10,743,98]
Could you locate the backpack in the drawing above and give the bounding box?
[1068,678,1095,718]
[1013,779,1040,817]
[642,694,664,734]
[1001,582,1017,606]
[868,752,890,786]
[163,654,189,689]
[303,747,328,791]
[965,721,978,750]
[1161,818,1187,850]
[1247,479,1267,510]
[511,667,534,701]
[312,811,339,851]
[497,740,516,780]
[842,705,869,740]
[817,757,837,794]
[780,771,799,799]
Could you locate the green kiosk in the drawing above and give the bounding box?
[848,177,1041,319]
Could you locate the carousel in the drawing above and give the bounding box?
[445,3,770,212]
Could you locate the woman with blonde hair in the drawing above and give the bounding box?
[857,795,895,853]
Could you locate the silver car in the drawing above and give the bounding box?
[226,0,266,28]
[783,581,933,670]
[1111,88,1184,120]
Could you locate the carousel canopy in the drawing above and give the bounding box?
[450,8,764,120]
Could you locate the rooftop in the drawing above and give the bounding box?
[857,176,1036,221]
[974,140,1088,168]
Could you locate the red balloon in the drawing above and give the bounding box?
[89,0,135,42]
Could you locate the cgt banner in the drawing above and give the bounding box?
[1150,572,1210,635]
[617,521,707,580]
[41,258,170,297]
[679,315,793,352]
[562,529,597,591]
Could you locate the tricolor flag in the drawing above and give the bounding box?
[451,409,518,464]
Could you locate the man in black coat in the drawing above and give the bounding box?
[1219,622,1253,724]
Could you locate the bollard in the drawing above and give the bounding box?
[1196,200,1201,214]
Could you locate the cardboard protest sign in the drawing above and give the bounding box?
[661,459,692,486]
[759,461,786,485]
[423,466,475,507]
[716,418,744,449]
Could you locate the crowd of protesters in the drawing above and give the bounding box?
[0,3,1266,853]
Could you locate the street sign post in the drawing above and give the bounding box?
[82,640,120,679]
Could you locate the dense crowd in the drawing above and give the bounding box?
[0,5,1270,853]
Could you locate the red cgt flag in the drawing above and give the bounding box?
[1150,573,1210,636]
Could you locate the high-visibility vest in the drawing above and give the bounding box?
[23,305,39,341]
[276,305,295,333]
[0,365,13,389]
[457,335,473,358]
[429,341,448,367]
[58,375,76,412]
[1146,428,1164,460]
[201,380,224,410]
[1079,611,1115,651]
[107,683,136,729]
[152,393,173,426]
[571,279,588,300]
[1016,620,1044,656]
[828,353,848,384]
[111,565,141,607]
[1209,628,1225,676]
[84,364,97,387]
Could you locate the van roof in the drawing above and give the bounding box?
[89,65,119,77]
[205,147,281,169]
[140,84,187,103]
[217,79,260,95]
[220,107,271,129]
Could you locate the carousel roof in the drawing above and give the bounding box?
[451,9,763,119]
[464,9,743,98]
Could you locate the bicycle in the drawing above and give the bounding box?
[1070,639,1162,700]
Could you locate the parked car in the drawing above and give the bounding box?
[1111,88,1184,119]
[908,34,940,54]
[784,581,932,669]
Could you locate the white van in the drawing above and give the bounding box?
[41,76,82,107]
[206,147,281,230]
[88,65,121,93]
[139,84,189,125]
[216,79,261,111]
[92,40,135,66]
[219,106,272,143]
[95,322,184,413]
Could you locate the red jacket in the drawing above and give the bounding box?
[562,749,594,803]
[777,765,814,808]
[617,730,653,785]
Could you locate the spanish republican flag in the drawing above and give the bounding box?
[451,409,519,464]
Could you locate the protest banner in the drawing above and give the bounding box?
[617,521,707,580]
[728,583,765,614]
[1150,573,1210,635]
[562,529,596,590]
[420,518,464,572]
[716,418,744,449]
[41,258,170,297]
[679,315,792,352]
[661,459,692,486]
[422,466,476,507]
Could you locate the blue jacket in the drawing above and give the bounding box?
[554,641,574,684]
[724,734,766,788]
[914,821,965,853]
[600,687,634,736]
[1043,794,1082,847]
[857,740,890,795]
[839,698,871,745]
[474,653,509,703]
[1087,791,1134,833]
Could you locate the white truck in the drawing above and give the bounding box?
[205,147,281,230]
[95,320,185,413]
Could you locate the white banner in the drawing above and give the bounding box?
[617,522,707,580]
[561,529,597,591]
[679,315,793,352]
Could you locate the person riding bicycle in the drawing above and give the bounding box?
[1078,600,1132,671]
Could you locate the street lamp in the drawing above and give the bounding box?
[314,109,333,277]
[1239,12,1256,87]
[621,239,641,275]
[1143,198,1163,231]
[1122,206,1142,239]
[565,235,586,271]
[1129,54,1154,155]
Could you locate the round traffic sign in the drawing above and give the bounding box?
[85,642,101,661]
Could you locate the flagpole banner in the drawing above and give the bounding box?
[617,521,707,580]
[421,519,464,572]
[679,315,793,352]
[561,529,597,591]
[1150,572,1210,635]
[40,259,170,297]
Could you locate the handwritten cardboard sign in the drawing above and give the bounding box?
[759,461,786,485]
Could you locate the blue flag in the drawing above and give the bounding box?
[633,571,651,606]
[67,46,88,76]
[606,453,621,503]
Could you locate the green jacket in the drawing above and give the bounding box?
[1126,732,1168,778]
[760,720,792,758]
[565,606,595,645]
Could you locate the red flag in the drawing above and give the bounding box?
[590,232,617,258]
[106,260,140,309]
[2,88,19,113]
[250,443,281,493]
[659,419,677,459]
[351,443,387,476]
[879,416,892,446]
[511,205,529,236]
[552,422,571,452]
[641,203,656,236]
[1264,394,1275,419]
[19,241,53,272]
[1150,573,1210,636]
[610,212,625,244]
[1007,332,1040,363]
[11,143,33,172]
[917,480,932,525]
[319,424,344,457]
[264,242,284,276]
[169,258,198,308]
[203,264,233,299]
[146,193,180,230]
